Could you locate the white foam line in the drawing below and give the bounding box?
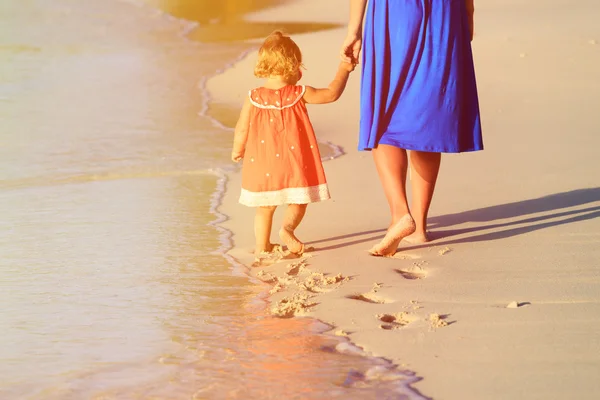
[206,167,265,282]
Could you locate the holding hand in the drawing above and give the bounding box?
[340,33,362,65]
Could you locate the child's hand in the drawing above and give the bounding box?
[341,61,356,73]
[231,149,244,162]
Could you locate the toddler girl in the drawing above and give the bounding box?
[231,31,354,257]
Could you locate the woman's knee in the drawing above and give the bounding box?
[410,150,441,161]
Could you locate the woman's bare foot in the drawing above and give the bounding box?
[369,215,416,257]
[403,231,429,244]
[279,228,305,255]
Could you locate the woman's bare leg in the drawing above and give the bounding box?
[279,204,308,254]
[406,150,441,243]
[255,206,277,255]
[369,144,416,256]
[372,144,410,222]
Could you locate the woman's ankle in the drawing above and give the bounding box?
[404,229,429,244]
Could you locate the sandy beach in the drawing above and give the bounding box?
[209,0,600,398]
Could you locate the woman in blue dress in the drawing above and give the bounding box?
[341,0,483,256]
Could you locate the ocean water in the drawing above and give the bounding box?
[0,1,427,398]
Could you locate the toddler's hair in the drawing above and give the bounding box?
[254,31,303,81]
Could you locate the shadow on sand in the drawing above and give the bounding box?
[309,187,600,251]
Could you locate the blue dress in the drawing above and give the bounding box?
[359,0,483,153]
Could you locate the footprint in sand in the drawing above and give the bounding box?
[390,252,422,260]
[300,272,346,290]
[438,246,452,256]
[429,313,452,329]
[506,301,531,309]
[378,312,417,330]
[252,257,276,268]
[394,267,427,280]
[252,245,285,267]
[346,293,388,304]
[271,293,315,318]
[269,283,285,294]
[256,270,277,284]
[394,261,428,280]
[407,300,423,311]
[286,259,308,276]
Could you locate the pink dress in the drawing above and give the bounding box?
[239,85,330,207]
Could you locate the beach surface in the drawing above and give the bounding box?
[210,0,600,398]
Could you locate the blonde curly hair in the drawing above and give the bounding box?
[254,31,303,82]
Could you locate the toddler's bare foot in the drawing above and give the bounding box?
[279,228,305,255]
[403,231,429,244]
[255,243,281,256]
[369,215,416,257]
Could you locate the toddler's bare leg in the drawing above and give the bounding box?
[279,204,307,254]
[255,206,277,255]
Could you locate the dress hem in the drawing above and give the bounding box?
[358,142,484,154]
[239,184,331,207]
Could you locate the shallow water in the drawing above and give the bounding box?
[0,1,426,398]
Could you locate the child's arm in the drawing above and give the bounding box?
[231,96,252,162]
[303,62,355,105]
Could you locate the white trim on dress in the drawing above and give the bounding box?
[239,183,330,207]
[248,86,306,110]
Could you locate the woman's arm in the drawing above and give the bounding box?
[340,0,368,64]
[231,96,251,162]
[348,0,368,37]
[303,62,354,104]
